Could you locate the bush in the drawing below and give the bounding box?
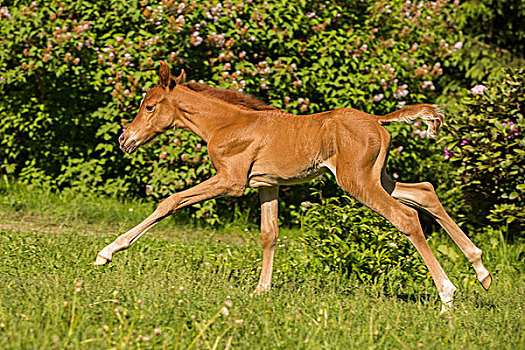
[438,0,525,91]
[0,0,470,223]
[441,68,524,235]
[300,186,428,285]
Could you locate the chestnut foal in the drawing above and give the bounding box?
[95,62,491,311]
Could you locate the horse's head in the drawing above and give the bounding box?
[119,61,185,154]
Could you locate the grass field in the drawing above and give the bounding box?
[0,183,524,349]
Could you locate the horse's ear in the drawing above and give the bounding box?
[174,69,186,85]
[158,61,171,88]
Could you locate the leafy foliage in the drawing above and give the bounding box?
[300,188,428,284]
[0,0,465,224]
[458,0,525,59]
[442,69,525,234]
[442,0,525,85]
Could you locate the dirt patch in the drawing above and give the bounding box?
[0,211,255,246]
[0,214,114,236]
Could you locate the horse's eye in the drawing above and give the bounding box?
[145,105,154,112]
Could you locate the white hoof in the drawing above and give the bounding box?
[254,284,271,295]
[93,254,110,265]
[440,300,453,314]
[439,279,456,313]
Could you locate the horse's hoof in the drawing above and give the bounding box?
[94,254,110,265]
[254,284,271,295]
[440,304,450,314]
[480,273,492,291]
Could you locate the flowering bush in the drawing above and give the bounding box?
[442,68,524,235]
[0,0,466,223]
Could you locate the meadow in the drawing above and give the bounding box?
[1,1,524,349]
[0,183,523,349]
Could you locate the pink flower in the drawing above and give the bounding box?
[471,85,488,95]
[373,94,384,102]
[503,120,519,139]
[444,147,453,160]
[453,42,463,50]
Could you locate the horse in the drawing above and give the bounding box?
[94,61,491,311]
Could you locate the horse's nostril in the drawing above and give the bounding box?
[119,133,126,144]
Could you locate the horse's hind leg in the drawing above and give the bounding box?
[381,175,492,290]
[334,163,456,311]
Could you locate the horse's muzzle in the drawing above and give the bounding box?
[119,132,138,154]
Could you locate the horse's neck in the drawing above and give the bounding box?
[174,88,251,142]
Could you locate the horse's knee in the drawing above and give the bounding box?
[223,181,246,197]
[261,223,279,249]
[155,197,178,217]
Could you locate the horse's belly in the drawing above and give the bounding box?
[248,165,328,188]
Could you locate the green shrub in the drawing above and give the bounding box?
[453,0,524,80]
[0,0,469,223]
[300,187,428,285]
[441,68,524,235]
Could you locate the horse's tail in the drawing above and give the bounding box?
[376,104,445,138]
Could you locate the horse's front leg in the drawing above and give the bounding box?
[94,175,236,265]
[255,186,279,293]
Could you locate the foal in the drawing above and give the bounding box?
[95,61,491,311]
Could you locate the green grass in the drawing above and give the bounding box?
[0,182,524,349]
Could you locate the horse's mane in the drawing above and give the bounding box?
[182,82,279,111]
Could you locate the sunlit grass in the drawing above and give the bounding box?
[0,183,523,349]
